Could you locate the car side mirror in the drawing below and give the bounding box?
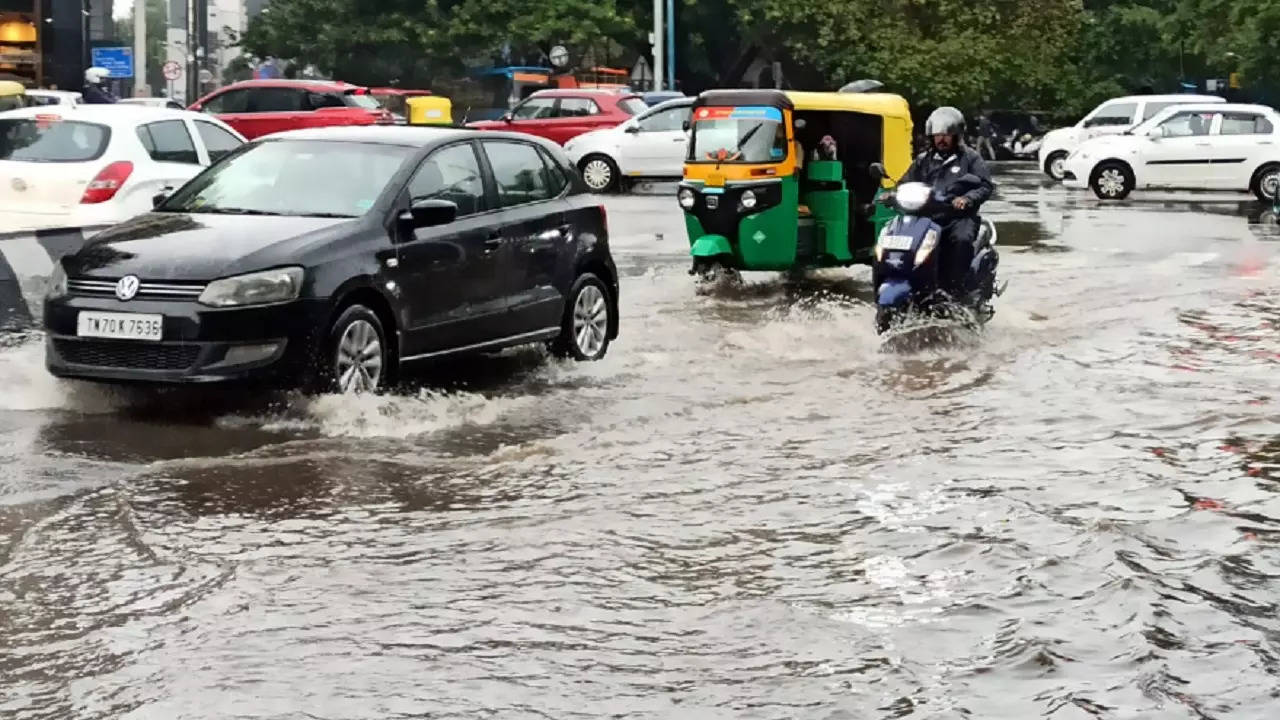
[501,113,513,123]
[1146,127,1163,140]
[869,162,888,180]
[624,124,640,134]
[152,188,172,208]
[399,198,457,230]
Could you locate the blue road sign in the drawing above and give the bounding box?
[91,47,134,78]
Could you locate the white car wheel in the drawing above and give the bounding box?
[579,155,618,193]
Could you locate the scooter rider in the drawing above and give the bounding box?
[82,67,118,104]
[898,106,994,296]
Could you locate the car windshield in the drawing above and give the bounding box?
[160,139,413,217]
[0,118,110,162]
[689,106,787,164]
[344,92,383,110]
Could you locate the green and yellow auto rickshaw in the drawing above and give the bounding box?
[0,81,29,112]
[677,89,913,282]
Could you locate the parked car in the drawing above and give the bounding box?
[43,127,620,393]
[189,79,394,140]
[119,97,186,110]
[465,88,649,145]
[26,89,82,107]
[0,105,246,233]
[563,97,693,192]
[1039,94,1226,180]
[1061,103,1280,200]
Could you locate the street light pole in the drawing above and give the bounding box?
[134,0,146,95]
[652,0,664,93]
[665,0,674,90]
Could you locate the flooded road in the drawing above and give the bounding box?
[2,166,1279,719]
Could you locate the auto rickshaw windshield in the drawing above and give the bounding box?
[689,106,788,164]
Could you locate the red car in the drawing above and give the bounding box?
[466,89,649,145]
[189,79,393,140]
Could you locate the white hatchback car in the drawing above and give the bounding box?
[0,105,246,233]
[563,97,692,192]
[1039,94,1226,180]
[1061,103,1280,200]
[119,97,188,110]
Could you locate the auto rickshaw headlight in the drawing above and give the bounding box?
[914,228,940,267]
[740,189,758,211]
[678,187,696,210]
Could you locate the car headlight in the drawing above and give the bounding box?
[678,187,696,210]
[915,228,939,267]
[47,263,67,299]
[740,189,758,211]
[198,266,304,308]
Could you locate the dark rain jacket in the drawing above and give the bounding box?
[81,84,118,104]
[899,145,994,222]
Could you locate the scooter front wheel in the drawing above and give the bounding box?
[875,306,899,334]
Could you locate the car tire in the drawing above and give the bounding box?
[1251,164,1280,202]
[579,154,620,194]
[1044,151,1068,181]
[319,304,389,394]
[551,273,614,361]
[1090,161,1134,200]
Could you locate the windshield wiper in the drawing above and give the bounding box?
[297,212,359,219]
[186,207,286,216]
[735,122,765,155]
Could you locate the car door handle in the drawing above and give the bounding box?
[483,234,504,252]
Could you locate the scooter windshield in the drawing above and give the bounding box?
[689,106,787,164]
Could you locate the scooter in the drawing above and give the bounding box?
[868,165,1004,334]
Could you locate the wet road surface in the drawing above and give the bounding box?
[2,166,1279,719]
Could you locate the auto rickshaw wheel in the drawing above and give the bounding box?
[692,258,741,295]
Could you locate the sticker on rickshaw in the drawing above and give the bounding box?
[693,106,783,123]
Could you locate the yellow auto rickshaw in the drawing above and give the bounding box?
[0,81,29,112]
[677,89,913,280]
[406,95,454,126]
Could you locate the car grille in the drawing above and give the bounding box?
[68,278,205,300]
[53,339,200,370]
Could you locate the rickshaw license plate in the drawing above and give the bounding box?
[880,235,915,251]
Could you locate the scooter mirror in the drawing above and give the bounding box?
[869,162,887,180]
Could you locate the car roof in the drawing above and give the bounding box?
[27,89,80,98]
[219,78,366,92]
[1110,94,1225,103]
[261,125,570,152]
[531,88,639,98]
[1150,102,1274,114]
[0,104,235,130]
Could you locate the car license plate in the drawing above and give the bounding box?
[880,234,915,251]
[76,312,163,341]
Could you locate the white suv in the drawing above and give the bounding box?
[1061,103,1280,200]
[1039,94,1226,180]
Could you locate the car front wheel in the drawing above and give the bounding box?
[1044,151,1068,181]
[552,273,614,361]
[1090,162,1134,200]
[321,305,388,394]
[579,154,620,194]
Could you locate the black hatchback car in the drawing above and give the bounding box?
[43,126,619,393]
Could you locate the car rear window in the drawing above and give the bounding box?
[0,118,110,162]
[618,97,649,116]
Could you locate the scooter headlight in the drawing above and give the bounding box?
[678,187,696,210]
[875,226,888,262]
[914,228,940,267]
[740,189,758,211]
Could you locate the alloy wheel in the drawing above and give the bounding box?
[335,319,383,393]
[572,284,608,358]
[1097,168,1126,198]
[1049,156,1066,180]
[1261,171,1280,200]
[582,159,613,191]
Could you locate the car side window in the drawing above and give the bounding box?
[557,98,600,117]
[1158,111,1215,137]
[306,92,346,110]
[537,147,569,196]
[203,89,249,113]
[1141,101,1177,121]
[248,88,305,113]
[483,141,553,208]
[1084,102,1137,128]
[637,105,689,132]
[136,120,199,164]
[512,98,556,120]
[194,121,244,163]
[407,143,487,217]
[1219,113,1273,136]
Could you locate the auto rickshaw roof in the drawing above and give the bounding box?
[693,89,793,111]
[784,91,911,119]
[0,80,26,95]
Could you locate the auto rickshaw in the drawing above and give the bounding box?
[0,81,29,112]
[677,89,912,281]
[406,95,454,126]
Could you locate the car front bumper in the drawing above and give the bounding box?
[1061,157,1090,189]
[43,294,330,386]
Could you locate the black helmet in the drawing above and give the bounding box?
[924,106,966,139]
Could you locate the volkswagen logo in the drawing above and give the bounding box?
[115,275,141,301]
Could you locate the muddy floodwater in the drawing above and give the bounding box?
[2,167,1279,719]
